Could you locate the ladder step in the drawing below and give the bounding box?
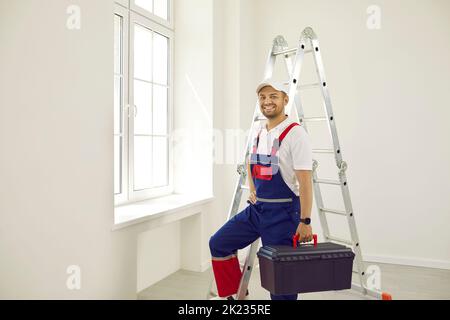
[241,185,250,190]
[254,116,267,122]
[273,48,297,56]
[312,148,334,154]
[299,83,320,90]
[273,48,313,56]
[314,178,341,185]
[282,82,319,90]
[327,235,353,246]
[320,207,347,216]
[303,117,327,122]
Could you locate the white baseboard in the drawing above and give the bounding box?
[201,260,210,272]
[363,254,450,270]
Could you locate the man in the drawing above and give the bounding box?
[209,79,313,300]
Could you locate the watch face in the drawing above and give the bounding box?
[305,218,311,224]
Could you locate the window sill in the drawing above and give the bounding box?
[113,193,215,231]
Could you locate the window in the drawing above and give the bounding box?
[132,0,172,29]
[114,0,173,206]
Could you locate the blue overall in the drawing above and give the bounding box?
[209,122,301,300]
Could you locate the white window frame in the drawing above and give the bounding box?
[114,4,129,205]
[114,1,174,206]
[115,0,129,9]
[130,0,174,30]
[128,12,174,203]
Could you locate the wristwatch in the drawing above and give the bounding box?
[300,217,311,225]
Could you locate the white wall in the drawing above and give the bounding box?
[211,0,243,233]
[173,0,213,197]
[137,222,180,292]
[0,0,138,298]
[222,0,450,269]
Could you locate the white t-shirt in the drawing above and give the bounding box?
[249,115,313,196]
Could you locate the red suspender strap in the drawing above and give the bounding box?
[252,129,263,154]
[279,123,300,144]
[269,123,300,156]
[270,145,278,156]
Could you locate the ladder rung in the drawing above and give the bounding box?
[299,83,320,90]
[352,268,364,275]
[312,148,334,154]
[254,116,267,122]
[241,185,250,190]
[320,207,347,216]
[303,117,327,122]
[314,178,341,185]
[282,82,320,90]
[273,48,313,56]
[273,48,297,56]
[327,235,353,246]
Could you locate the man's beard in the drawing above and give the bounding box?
[262,107,283,119]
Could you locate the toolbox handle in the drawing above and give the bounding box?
[293,234,318,248]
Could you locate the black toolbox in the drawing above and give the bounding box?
[257,237,355,295]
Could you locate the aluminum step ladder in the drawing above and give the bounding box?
[207,27,392,301]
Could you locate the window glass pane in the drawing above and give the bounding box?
[114,136,121,194]
[114,76,122,135]
[153,32,168,85]
[134,80,152,135]
[114,14,122,74]
[134,136,152,190]
[135,0,153,13]
[153,137,168,186]
[154,0,168,20]
[152,84,167,135]
[134,24,152,81]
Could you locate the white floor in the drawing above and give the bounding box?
[138,262,450,300]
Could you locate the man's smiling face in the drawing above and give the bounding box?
[258,86,289,119]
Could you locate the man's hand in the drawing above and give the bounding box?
[295,223,313,243]
[248,189,257,204]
